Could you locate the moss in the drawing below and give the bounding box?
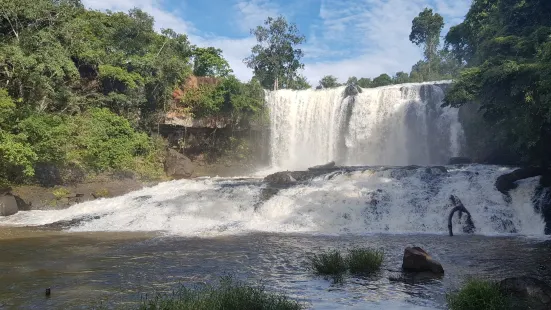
[52,187,71,200]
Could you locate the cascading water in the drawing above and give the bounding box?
[265,82,464,170]
[0,166,545,236]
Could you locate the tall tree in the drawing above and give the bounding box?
[393,71,410,84]
[288,74,311,90]
[409,8,444,75]
[357,77,372,88]
[244,16,305,90]
[318,75,340,88]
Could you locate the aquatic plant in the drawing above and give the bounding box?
[446,279,510,310]
[345,247,384,275]
[309,249,347,276]
[138,275,304,310]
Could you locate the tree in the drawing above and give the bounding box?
[346,76,358,85]
[357,77,372,88]
[318,75,340,88]
[192,47,232,77]
[288,74,311,90]
[372,74,393,87]
[410,8,444,75]
[244,16,306,90]
[443,0,551,166]
[393,72,410,84]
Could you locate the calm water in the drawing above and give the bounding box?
[0,228,550,309]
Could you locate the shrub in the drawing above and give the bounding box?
[138,275,304,310]
[346,247,384,275]
[447,279,510,310]
[309,250,347,276]
[93,188,109,198]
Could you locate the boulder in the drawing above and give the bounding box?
[0,193,18,216]
[164,149,194,179]
[308,161,336,171]
[499,276,551,308]
[448,157,472,165]
[402,247,444,274]
[495,167,547,195]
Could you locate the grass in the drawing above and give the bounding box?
[93,188,110,198]
[446,279,510,310]
[52,187,71,199]
[345,247,384,275]
[309,249,347,276]
[138,275,304,310]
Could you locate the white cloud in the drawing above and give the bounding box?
[233,0,281,33]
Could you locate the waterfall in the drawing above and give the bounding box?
[0,166,545,236]
[265,82,464,170]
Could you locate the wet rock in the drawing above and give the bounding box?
[308,161,336,171]
[402,247,444,274]
[495,167,547,195]
[344,84,362,97]
[499,276,551,308]
[164,148,194,179]
[448,157,472,165]
[0,193,18,216]
[45,288,51,297]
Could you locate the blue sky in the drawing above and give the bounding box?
[82,0,471,85]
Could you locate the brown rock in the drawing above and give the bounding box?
[0,193,18,216]
[164,148,194,179]
[402,247,444,274]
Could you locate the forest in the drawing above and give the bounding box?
[1,0,550,186]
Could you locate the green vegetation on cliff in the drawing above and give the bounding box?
[0,0,265,186]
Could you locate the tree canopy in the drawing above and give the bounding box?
[244,16,306,90]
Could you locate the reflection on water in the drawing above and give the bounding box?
[0,228,550,309]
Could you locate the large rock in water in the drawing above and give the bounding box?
[164,149,194,179]
[0,193,18,216]
[499,277,551,308]
[402,247,444,274]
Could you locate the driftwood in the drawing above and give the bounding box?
[447,195,475,236]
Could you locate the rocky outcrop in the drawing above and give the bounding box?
[308,161,336,170]
[402,247,444,274]
[164,148,194,179]
[495,167,548,194]
[448,157,472,165]
[0,193,18,216]
[499,276,551,308]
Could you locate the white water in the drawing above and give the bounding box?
[1,165,545,236]
[266,82,464,170]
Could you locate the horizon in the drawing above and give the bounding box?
[82,0,470,84]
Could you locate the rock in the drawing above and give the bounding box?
[0,193,18,216]
[308,161,336,171]
[344,84,362,97]
[495,167,547,195]
[499,277,551,307]
[402,247,444,274]
[448,157,472,165]
[164,148,194,179]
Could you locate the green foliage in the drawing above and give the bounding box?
[345,247,384,275]
[192,47,232,77]
[309,250,347,276]
[393,72,410,84]
[139,275,304,310]
[410,8,445,73]
[287,74,311,90]
[0,130,37,183]
[446,279,510,310]
[69,108,152,172]
[52,187,71,199]
[17,114,70,164]
[318,75,341,88]
[244,16,306,90]
[357,77,373,88]
[443,0,551,165]
[372,74,393,87]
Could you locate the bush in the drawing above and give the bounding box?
[139,275,303,310]
[346,247,384,275]
[309,250,347,276]
[52,187,71,199]
[447,279,510,310]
